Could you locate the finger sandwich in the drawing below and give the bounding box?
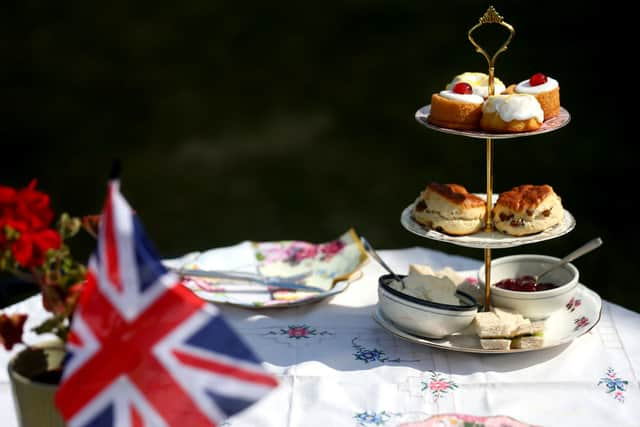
[473,307,545,350]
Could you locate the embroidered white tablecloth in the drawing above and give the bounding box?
[1,246,639,427]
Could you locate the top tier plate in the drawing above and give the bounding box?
[415,105,571,140]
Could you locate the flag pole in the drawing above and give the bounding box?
[109,159,122,181]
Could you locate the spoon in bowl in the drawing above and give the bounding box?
[360,236,406,289]
[534,237,603,285]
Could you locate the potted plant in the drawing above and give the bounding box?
[0,179,96,427]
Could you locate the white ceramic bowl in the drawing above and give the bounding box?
[477,254,579,320]
[377,274,479,339]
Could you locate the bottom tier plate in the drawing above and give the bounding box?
[373,283,601,354]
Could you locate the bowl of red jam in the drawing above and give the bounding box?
[494,275,557,292]
[477,254,579,319]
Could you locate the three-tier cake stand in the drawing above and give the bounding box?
[406,6,574,312]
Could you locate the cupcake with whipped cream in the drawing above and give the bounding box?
[480,93,544,133]
[505,73,560,120]
[446,72,507,98]
[427,81,485,130]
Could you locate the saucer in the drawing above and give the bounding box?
[374,283,601,354]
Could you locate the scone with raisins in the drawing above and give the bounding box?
[492,184,563,236]
[412,183,486,236]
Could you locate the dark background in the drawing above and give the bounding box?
[2,2,637,312]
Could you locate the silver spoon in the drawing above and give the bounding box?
[534,237,603,284]
[361,236,406,288]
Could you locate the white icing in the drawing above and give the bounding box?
[446,72,506,98]
[438,90,484,104]
[515,77,559,94]
[482,94,544,122]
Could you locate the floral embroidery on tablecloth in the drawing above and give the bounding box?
[353,410,400,426]
[421,371,458,402]
[573,315,590,331]
[351,337,420,364]
[598,367,629,402]
[260,324,336,345]
[266,324,334,340]
[566,297,582,312]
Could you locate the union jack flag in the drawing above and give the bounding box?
[55,179,278,426]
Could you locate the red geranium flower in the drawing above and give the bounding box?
[11,229,62,268]
[0,185,17,211]
[1,180,61,269]
[15,179,55,231]
[0,180,91,350]
[0,313,28,351]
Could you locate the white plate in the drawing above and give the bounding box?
[185,271,363,309]
[168,229,368,309]
[414,105,571,140]
[374,283,601,354]
[400,196,576,249]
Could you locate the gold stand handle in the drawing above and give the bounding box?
[468,6,515,97]
[467,6,515,311]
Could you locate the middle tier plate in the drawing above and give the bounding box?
[401,195,576,249]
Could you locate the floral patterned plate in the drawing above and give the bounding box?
[394,412,539,427]
[374,283,601,354]
[165,229,367,308]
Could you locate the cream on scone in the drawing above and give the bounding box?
[492,184,564,236]
[412,183,486,236]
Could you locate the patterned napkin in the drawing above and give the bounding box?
[169,228,368,308]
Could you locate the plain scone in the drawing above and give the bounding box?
[412,183,486,236]
[492,184,564,236]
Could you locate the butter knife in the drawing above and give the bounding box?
[172,268,325,293]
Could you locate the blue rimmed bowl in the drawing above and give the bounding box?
[377,274,479,339]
